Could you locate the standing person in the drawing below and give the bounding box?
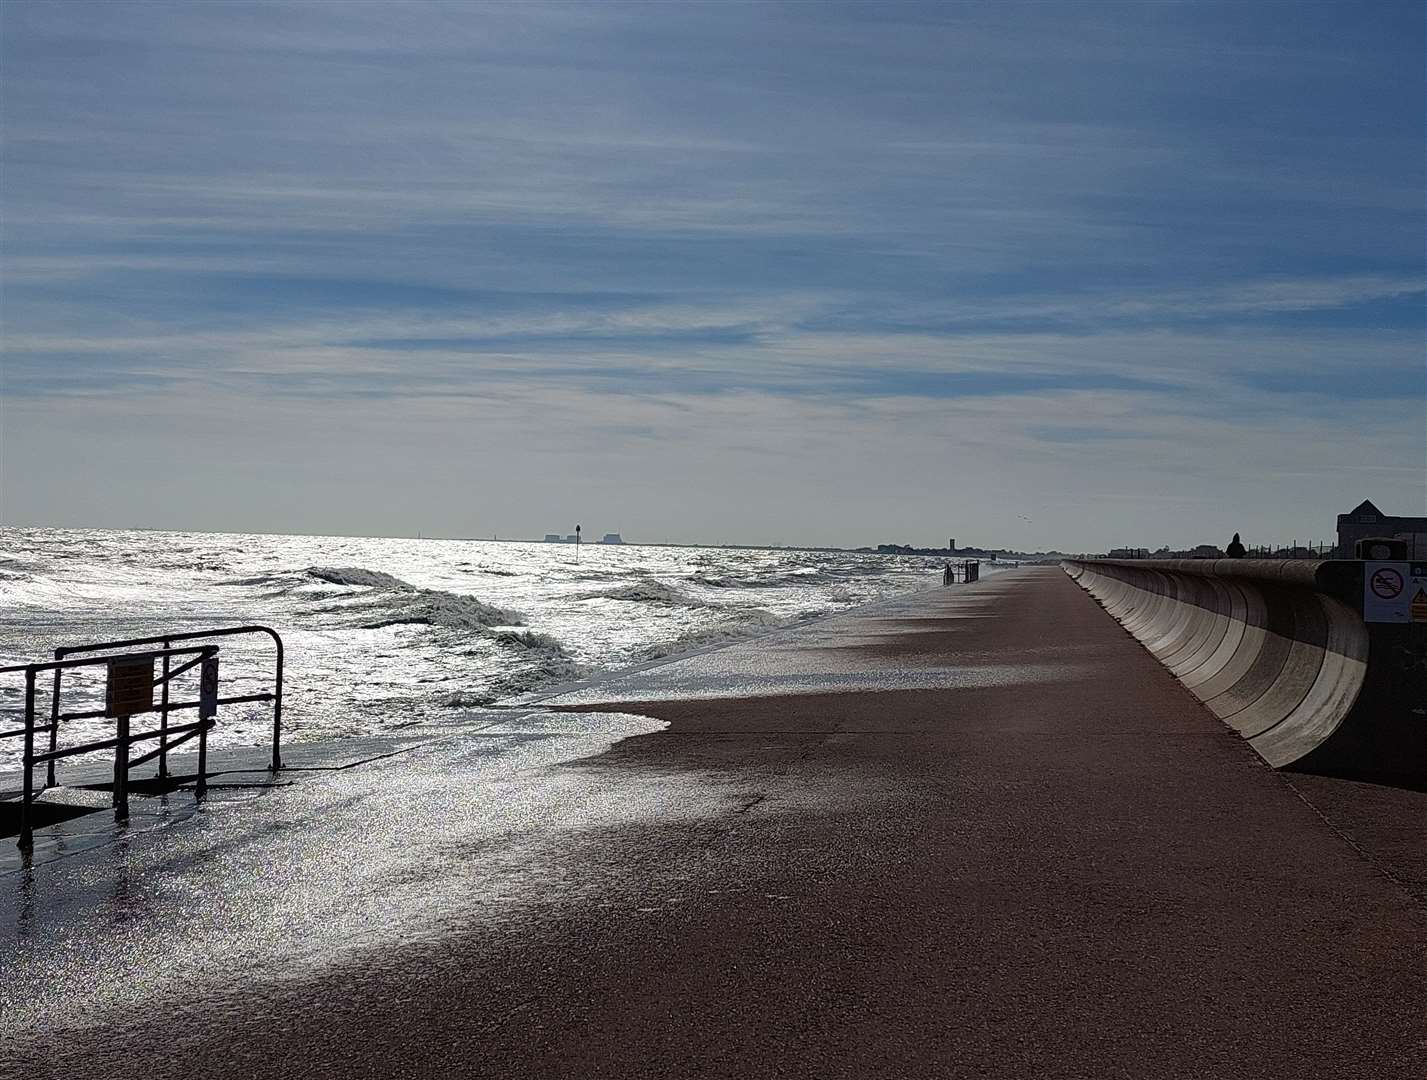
[1225,532,1246,559]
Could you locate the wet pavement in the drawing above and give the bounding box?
[2,568,1424,1079]
[0,709,684,1033]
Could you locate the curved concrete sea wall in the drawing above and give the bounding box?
[1064,559,1425,780]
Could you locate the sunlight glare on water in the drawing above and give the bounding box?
[0,528,965,766]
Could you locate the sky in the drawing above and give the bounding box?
[1,0,1423,552]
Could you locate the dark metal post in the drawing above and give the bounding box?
[196,716,208,799]
[20,670,36,850]
[270,634,284,772]
[158,639,171,780]
[46,664,62,789]
[113,713,130,820]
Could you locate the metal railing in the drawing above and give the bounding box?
[53,625,285,774]
[1,645,215,850]
[1,626,285,851]
[943,560,980,585]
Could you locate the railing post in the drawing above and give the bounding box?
[20,669,36,850]
[113,713,130,821]
[47,655,63,789]
[270,632,284,772]
[158,639,171,780]
[196,716,209,799]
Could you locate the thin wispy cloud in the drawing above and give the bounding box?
[1,0,1422,547]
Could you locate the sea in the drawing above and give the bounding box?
[0,528,978,769]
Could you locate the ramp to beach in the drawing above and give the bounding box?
[4,568,1423,1079]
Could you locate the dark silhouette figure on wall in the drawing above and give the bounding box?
[1225,532,1246,559]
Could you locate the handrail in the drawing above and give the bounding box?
[0,646,213,678]
[943,560,981,585]
[2,645,220,850]
[54,692,274,723]
[53,625,284,772]
[3,625,287,852]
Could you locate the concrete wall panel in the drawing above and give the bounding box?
[1179,580,1249,690]
[1063,559,1387,774]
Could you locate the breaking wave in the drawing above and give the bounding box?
[0,556,46,576]
[439,688,500,708]
[575,577,710,606]
[218,572,293,587]
[687,569,861,589]
[307,566,412,589]
[301,565,528,631]
[356,592,525,631]
[640,607,788,660]
[487,652,586,696]
[491,629,564,651]
[301,566,587,705]
[439,628,585,708]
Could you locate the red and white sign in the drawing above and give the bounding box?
[1364,561,1427,623]
[1369,566,1404,600]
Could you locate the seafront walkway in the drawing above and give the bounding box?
[3,567,1423,1078]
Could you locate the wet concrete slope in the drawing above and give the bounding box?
[6,568,1421,1079]
[1064,559,1426,779]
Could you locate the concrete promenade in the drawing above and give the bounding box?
[4,568,1424,1078]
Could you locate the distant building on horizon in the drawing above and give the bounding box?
[543,534,563,543]
[1336,499,1427,558]
[601,533,624,544]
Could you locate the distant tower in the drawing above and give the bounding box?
[949,537,956,552]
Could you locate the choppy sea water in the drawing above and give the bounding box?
[0,528,972,769]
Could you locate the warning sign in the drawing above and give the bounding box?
[1412,588,1427,623]
[106,656,155,717]
[1369,566,1404,600]
[1364,562,1427,623]
[199,656,220,719]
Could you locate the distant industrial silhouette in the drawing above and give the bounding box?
[544,531,624,544]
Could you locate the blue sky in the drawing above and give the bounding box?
[2,0,1422,549]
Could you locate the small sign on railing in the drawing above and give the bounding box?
[106,656,155,717]
[199,656,220,719]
